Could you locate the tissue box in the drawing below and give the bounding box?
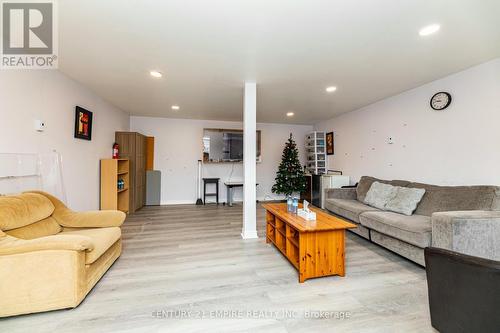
[297,209,316,221]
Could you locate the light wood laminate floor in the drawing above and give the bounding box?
[0,204,434,333]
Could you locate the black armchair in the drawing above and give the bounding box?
[424,247,500,333]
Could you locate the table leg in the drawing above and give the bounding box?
[216,181,219,205]
[203,181,206,205]
[229,187,233,207]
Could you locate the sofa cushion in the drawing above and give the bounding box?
[324,198,380,223]
[407,182,500,216]
[5,216,62,240]
[359,211,431,248]
[356,176,410,202]
[61,227,121,264]
[364,182,398,210]
[385,187,426,216]
[0,193,55,231]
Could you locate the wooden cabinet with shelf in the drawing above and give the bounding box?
[100,159,130,213]
[266,211,299,270]
[115,132,147,213]
[264,203,356,283]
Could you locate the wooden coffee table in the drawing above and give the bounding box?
[263,203,356,283]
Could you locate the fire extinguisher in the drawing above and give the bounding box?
[112,142,119,159]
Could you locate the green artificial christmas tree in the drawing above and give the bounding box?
[272,134,306,196]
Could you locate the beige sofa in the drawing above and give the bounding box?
[0,191,125,317]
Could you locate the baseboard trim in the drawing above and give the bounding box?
[160,200,195,205]
[159,198,285,206]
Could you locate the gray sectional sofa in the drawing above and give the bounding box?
[324,176,500,266]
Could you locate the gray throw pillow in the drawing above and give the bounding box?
[385,187,426,216]
[364,182,398,210]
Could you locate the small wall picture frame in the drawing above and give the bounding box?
[326,132,334,155]
[74,106,93,141]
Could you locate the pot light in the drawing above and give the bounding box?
[286,112,294,117]
[325,86,337,93]
[419,24,440,36]
[150,71,162,78]
[171,105,180,110]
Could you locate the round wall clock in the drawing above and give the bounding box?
[430,92,452,111]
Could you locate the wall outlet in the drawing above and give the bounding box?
[34,119,46,132]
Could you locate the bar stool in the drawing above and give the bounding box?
[203,178,219,205]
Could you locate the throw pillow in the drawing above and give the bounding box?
[385,187,426,216]
[364,182,398,210]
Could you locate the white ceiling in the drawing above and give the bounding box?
[59,0,500,124]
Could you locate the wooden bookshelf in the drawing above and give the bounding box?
[100,159,130,213]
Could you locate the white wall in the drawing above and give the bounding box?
[315,58,500,186]
[130,116,313,204]
[0,71,129,211]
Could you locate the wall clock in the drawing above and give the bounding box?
[430,92,452,111]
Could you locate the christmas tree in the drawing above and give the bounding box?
[272,134,306,196]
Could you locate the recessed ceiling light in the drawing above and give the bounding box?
[150,70,162,78]
[326,86,337,93]
[286,112,294,117]
[171,105,180,110]
[419,24,440,36]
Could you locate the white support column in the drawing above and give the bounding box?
[242,82,258,239]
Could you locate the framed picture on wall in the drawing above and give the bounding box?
[326,132,334,155]
[74,106,93,140]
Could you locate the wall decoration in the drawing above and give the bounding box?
[430,92,452,111]
[74,106,93,140]
[326,132,334,155]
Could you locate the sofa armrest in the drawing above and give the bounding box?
[424,247,500,333]
[431,210,500,261]
[325,188,357,200]
[0,234,94,256]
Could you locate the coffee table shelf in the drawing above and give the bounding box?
[263,203,356,283]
